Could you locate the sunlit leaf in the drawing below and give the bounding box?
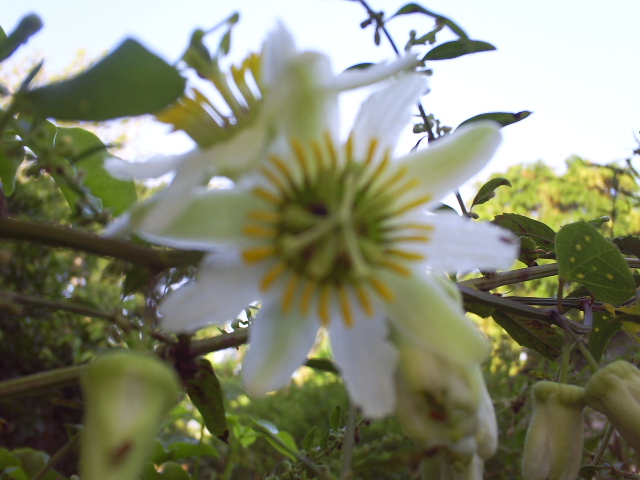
[471,177,511,208]
[493,213,556,266]
[491,310,563,360]
[556,221,636,304]
[20,39,185,120]
[423,39,495,61]
[458,111,532,129]
[55,127,137,215]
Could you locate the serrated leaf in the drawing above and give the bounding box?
[588,311,622,363]
[185,358,228,442]
[55,127,137,215]
[423,39,495,61]
[491,310,563,360]
[556,221,636,304]
[20,39,185,120]
[471,177,511,207]
[0,138,24,196]
[458,111,532,129]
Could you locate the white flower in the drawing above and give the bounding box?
[130,73,517,418]
[105,22,417,234]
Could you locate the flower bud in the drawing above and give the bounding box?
[522,381,585,480]
[79,350,181,480]
[583,360,640,453]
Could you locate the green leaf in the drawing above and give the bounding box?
[491,310,563,360]
[0,137,25,196]
[0,14,42,63]
[588,311,622,363]
[329,405,343,430]
[166,441,219,460]
[613,235,640,259]
[184,358,228,442]
[20,39,185,120]
[390,4,469,39]
[123,265,153,297]
[252,421,298,461]
[587,215,610,229]
[55,127,137,215]
[458,111,532,129]
[471,177,511,208]
[493,213,556,266]
[423,39,495,61]
[302,426,317,452]
[556,221,636,304]
[304,357,339,374]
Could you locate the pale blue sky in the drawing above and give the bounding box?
[4,0,640,190]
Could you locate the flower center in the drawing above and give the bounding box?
[155,53,263,148]
[242,133,433,327]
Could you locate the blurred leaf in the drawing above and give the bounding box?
[185,358,228,442]
[329,405,343,430]
[305,357,339,374]
[123,265,153,297]
[253,421,298,461]
[390,4,468,39]
[471,177,511,208]
[491,310,563,360]
[156,461,192,480]
[0,14,42,63]
[613,235,640,259]
[20,39,185,120]
[166,441,218,460]
[587,215,610,229]
[458,111,532,129]
[302,426,317,452]
[556,221,636,304]
[423,39,495,61]
[588,311,622,363]
[55,127,137,215]
[0,138,25,196]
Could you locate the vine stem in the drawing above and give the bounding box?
[339,402,358,480]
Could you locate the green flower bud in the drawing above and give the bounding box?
[79,350,181,480]
[522,381,585,480]
[584,360,640,453]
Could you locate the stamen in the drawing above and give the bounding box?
[324,131,338,166]
[355,284,374,317]
[269,155,299,192]
[248,210,280,223]
[393,194,433,216]
[318,284,332,326]
[259,165,286,192]
[376,163,408,192]
[290,138,310,177]
[251,186,282,205]
[386,235,431,243]
[242,225,277,238]
[369,277,396,302]
[385,249,426,261]
[282,273,301,313]
[379,260,412,276]
[242,245,277,264]
[345,132,354,161]
[338,285,354,328]
[259,261,287,290]
[364,138,378,167]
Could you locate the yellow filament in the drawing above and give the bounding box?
[369,277,396,302]
[388,235,431,243]
[395,222,435,232]
[385,249,426,261]
[242,225,277,238]
[242,245,277,264]
[338,285,354,328]
[324,131,338,165]
[355,284,374,317]
[259,261,287,290]
[345,133,354,161]
[318,284,332,326]
[393,194,433,215]
[379,260,412,276]
[251,186,282,205]
[282,273,300,313]
[377,163,408,191]
[247,210,280,223]
[311,139,328,169]
[259,166,286,192]
[364,138,378,167]
[269,155,298,191]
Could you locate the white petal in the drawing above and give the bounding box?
[104,154,183,180]
[351,74,428,158]
[329,310,398,419]
[136,187,260,250]
[159,251,262,332]
[331,54,418,91]
[397,121,502,208]
[411,213,519,272]
[242,298,320,396]
[383,270,490,365]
